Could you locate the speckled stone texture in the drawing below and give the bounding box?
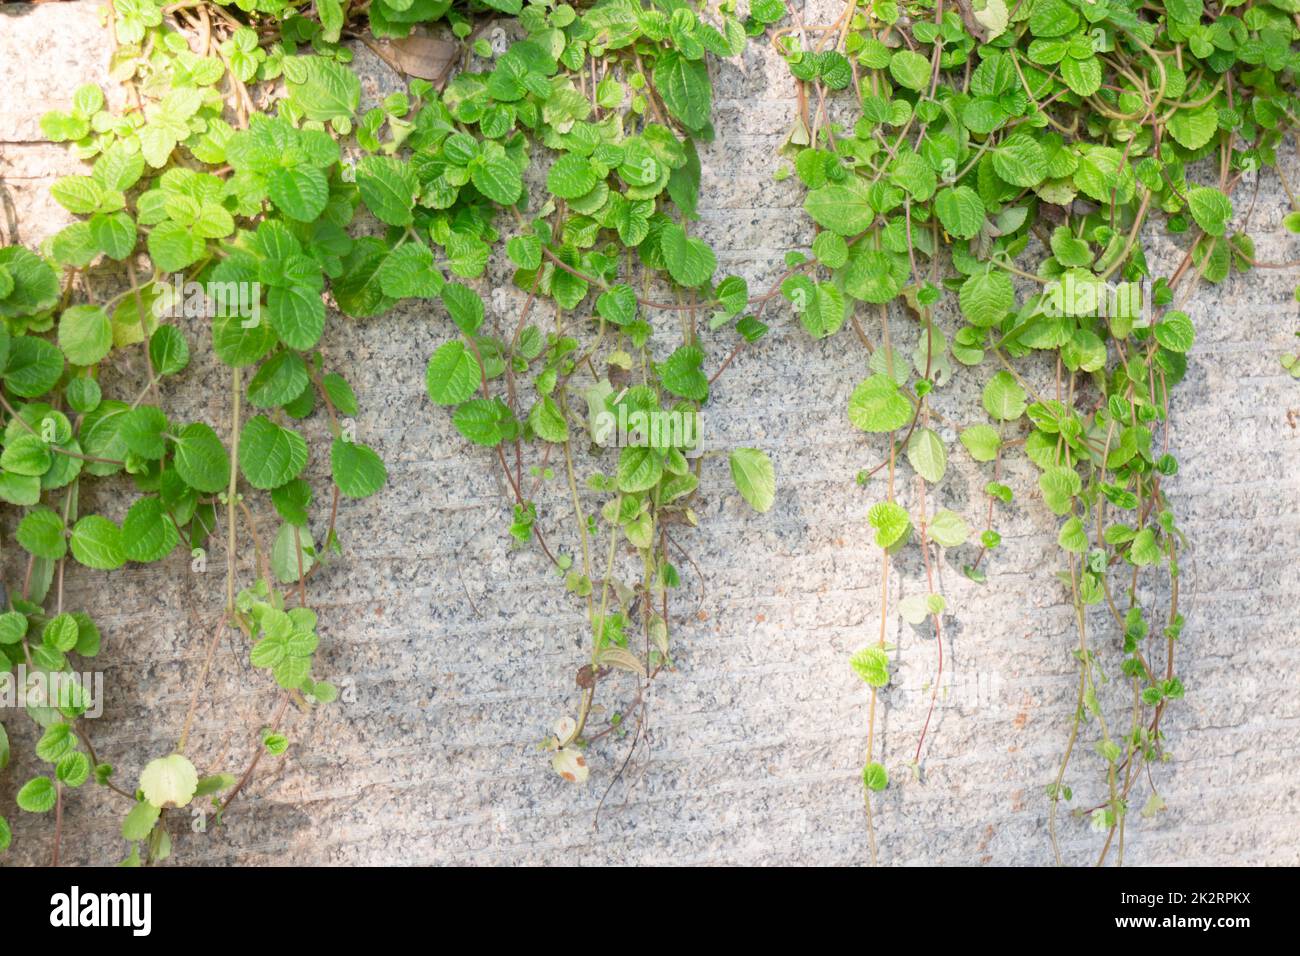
[1,1,1298,866]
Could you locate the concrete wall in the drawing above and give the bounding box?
[1,2,1297,866]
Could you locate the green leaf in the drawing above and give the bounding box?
[426,341,481,405]
[1058,516,1089,553]
[1166,0,1203,21]
[850,646,890,686]
[0,472,41,507]
[803,180,874,236]
[173,422,231,493]
[17,776,57,813]
[616,445,664,493]
[906,427,947,483]
[35,723,75,761]
[440,283,484,335]
[41,110,89,143]
[667,137,702,218]
[121,405,168,460]
[139,753,198,809]
[929,509,969,548]
[272,478,312,527]
[267,166,329,222]
[959,271,1013,327]
[91,212,137,260]
[272,521,316,584]
[51,175,106,215]
[507,234,542,270]
[844,247,904,304]
[1129,527,1162,566]
[729,448,776,513]
[658,344,709,401]
[121,496,180,563]
[812,232,849,268]
[1,434,51,477]
[70,515,126,570]
[0,611,28,646]
[149,325,190,376]
[94,141,145,192]
[800,282,847,338]
[935,186,986,240]
[889,152,937,201]
[213,312,276,368]
[889,50,932,91]
[239,415,308,490]
[330,439,386,498]
[848,374,912,432]
[528,396,569,443]
[5,337,66,398]
[452,398,511,446]
[1057,55,1100,96]
[1154,311,1195,352]
[863,761,889,792]
[58,304,113,366]
[1028,0,1078,36]
[1039,466,1082,515]
[377,243,443,300]
[959,424,1001,462]
[659,224,716,287]
[57,751,90,788]
[194,773,237,797]
[1074,147,1132,204]
[247,351,309,408]
[147,221,206,272]
[17,507,67,560]
[1187,186,1232,237]
[546,154,599,199]
[1050,227,1093,268]
[991,134,1048,187]
[982,371,1026,421]
[283,55,360,124]
[654,51,711,130]
[66,378,102,413]
[868,501,910,548]
[122,800,161,841]
[356,155,417,227]
[1167,106,1218,150]
[266,286,325,351]
[43,614,79,654]
[596,284,637,326]
[317,0,344,41]
[472,147,524,204]
[0,247,59,318]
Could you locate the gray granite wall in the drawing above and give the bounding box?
[1,2,1297,865]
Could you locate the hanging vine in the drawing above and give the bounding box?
[772,0,1297,865]
[0,0,785,862]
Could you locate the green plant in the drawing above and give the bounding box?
[410,1,790,785]
[2,0,1293,867]
[0,1,396,863]
[0,0,785,860]
[774,0,1296,864]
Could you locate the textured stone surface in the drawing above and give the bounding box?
[1,2,1298,866]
